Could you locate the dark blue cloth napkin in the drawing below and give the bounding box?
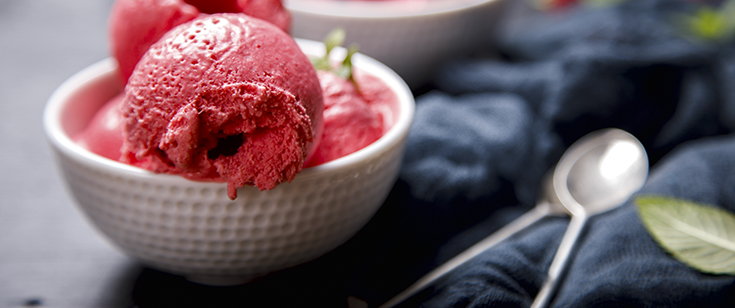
[344,0,735,306]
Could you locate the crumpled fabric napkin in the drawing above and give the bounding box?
[421,135,735,307]
[345,0,735,306]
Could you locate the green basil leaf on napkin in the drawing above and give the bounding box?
[635,196,735,275]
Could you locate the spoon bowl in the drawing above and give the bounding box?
[556,129,648,216]
[532,128,648,308]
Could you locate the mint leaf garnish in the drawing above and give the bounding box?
[324,26,346,56]
[334,44,358,81]
[310,27,359,83]
[635,196,735,275]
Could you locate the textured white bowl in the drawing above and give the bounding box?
[285,0,506,88]
[43,39,414,285]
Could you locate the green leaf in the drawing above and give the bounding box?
[689,8,728,40]
[335,44,359,81]
[310,56,330,72]
[324,27,346,56]
[635,196,735,275]
[309,27,360,87]
[672,0,735,43]
[342,44,359,68]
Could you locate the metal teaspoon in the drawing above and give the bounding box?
[530,128,648,308]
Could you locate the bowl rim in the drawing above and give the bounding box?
[284,0,502,18]
[43,38,415,186]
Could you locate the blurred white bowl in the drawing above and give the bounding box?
[286,0,506,88]
[43,39,414,285]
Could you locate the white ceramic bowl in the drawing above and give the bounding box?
[43,39,414,285]
[285,0,506,88]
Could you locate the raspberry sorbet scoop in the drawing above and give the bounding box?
[306,71,383,167]
[109,0,291,84]
[120,13,323,199]
[74,94,125,161]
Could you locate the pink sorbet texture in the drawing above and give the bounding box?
[109,0,291,84]
[120,14,323,199]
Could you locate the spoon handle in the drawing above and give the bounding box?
[378,203,553,308]
[530,213,588,308]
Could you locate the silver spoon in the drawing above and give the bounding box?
[530,128,648,308]
[378,128,646,308]
[376,170,566,308]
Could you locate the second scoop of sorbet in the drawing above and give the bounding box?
[121,13,323,199]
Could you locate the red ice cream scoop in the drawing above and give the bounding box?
[120,13,323,199]
[74,93,125,162]
[306,71,383,167]
[109,0,291,84]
